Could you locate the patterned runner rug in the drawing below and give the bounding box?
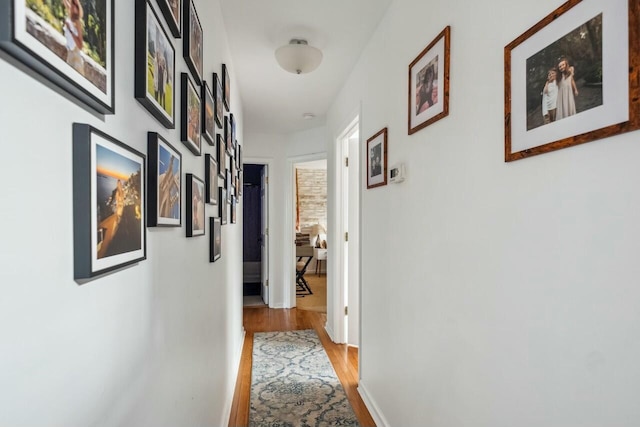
[250,329,360,427]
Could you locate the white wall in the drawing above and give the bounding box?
[0,1,243,426]
[244,126,327,308]
[327,0,640,426]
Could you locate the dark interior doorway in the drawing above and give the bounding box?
[243,164,264,297]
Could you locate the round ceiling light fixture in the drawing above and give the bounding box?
[275,39,323,75]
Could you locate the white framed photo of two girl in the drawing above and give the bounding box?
[0,0,115,114]
[505,0,640,162]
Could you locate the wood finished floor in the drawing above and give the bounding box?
[228,307,375,427]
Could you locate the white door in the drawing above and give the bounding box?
[261,166,269,305]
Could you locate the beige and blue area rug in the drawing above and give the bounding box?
[249,329,360,427]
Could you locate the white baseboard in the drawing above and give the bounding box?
[221,327,246,426]
[324,322,335,342]
[358,380,390,427]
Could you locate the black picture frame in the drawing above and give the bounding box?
[205,154,218,205]
[181,72,201,155]
[147,132,181,227]
[230,113,236,146]
[183,0,202,85]
[222,63,230,111]
[226,169,232,202]
[230,196,237,224]
[224,116,232,155]
[135,0,175,129]
[202,80,215,145]
[209,217,221,262]
[237,145,243,170]
[72,123,146,280]
[0,0,115,114]
[219,187,228,224]
[156,0,181,38]
[186,173,205,237]
[217,134,226,178]
[212,72,224,128]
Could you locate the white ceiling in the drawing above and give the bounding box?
[219,0,392,135]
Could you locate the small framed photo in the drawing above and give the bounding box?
[505,0,640,161]
[237,145,243,170]
[202,81,215,145]
[186,173,205,237]
[0,0,115,114]
[135,0,175,129]
[209,217,221,262]
[222,63,231,111]
[156,0,181,37]
[226,169,232,202]
[230,113,236,145]
[213,72,224,128]
[366,127,388,189]
[147,132,181,227]
[230,196,237,224]
[219,187,228,224]
[72,124,146,280]
[205,154,218,205]
[181,73,201,155]
[224,116,232,155]
[238,170,243,196]
[183,0,202,85]
[217,134,226,178]
[408,26,450,135]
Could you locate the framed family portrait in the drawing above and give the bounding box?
[135,0,175,129]
[222,63,230,111]
[205,154,218,205]
[213,72,224,128]
[156,0,180,37]
[219,187,228,224]
[72,124,146,280]
[147,132,181,227]
[408,26,450,135]
[0,0,115,114]
[202,81,215,145]
[366,127,388,189]
[209,217,221,262]
[186,173,205,237]
[183,0,202,85]
[505,0,640,161]
[217,134,226,178]
[181,73,201,155]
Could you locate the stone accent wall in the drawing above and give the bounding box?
[296,168,327,232]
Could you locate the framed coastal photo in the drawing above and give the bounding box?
[186,173,205,237]
[209,217,221,262]
[147,132,181,227]
[219,187,228,224]
[205,154,218,205]
[213,72,224,128]
[408,26,450,135]
[0,0,114,114]
[183,0,202,84]
[366,127,388,189]
[135,0,175,129]
[181,73,201,155]
[222,63,230,111]
[505,0,640,161]
[156,0,180,37]
[202,81,215,145]
[72,124,145,280]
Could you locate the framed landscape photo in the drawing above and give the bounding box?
[0,0,115,114]
[219,187,228,224]
[72,124,145,280]
[209,217,221,262]
[366,127,388,189]
[181,73,201,155]
[135,0,175,129]
[217,134,226,178]
[186,173,205,237]
[147,132,181,227]
[205,154,218,205]
[213,72,223,128]
[408,26,450,135]
[505,0,640,161]
[183,0,202,85]
[202,81,215,145]
[222,63,230,111]
[156,0,180,38]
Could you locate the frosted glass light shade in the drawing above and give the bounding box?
[275,39,323,74]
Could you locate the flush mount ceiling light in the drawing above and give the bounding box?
[275,39,323,75]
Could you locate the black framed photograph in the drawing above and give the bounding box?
[181,73,201,155]
[408,26,450,135]
[72,123,145,280]
[219,187,227,224]
[183,0,202,85]
[505,0,640,161]
[238,170,243,197]
[147,132,181,227]
[209,217,221,262]
[0,0,115,114]
[230,196,236,224]
[230,113,236,145]
[236,144,242,170]
[226,169,232,202]
[366,127,388,189]
[224,116,232,155]
[205,154,218,205]
[186,173,205,237]
[135,0,175,129]
[222,63,230,111]
[156,0,180,37]
[202,81,215,145]
[213,72,224,128]
[217,134,226,178]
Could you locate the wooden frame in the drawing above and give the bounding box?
[0,0,115,114]
[72,123,146,279]
[156,0,181,38]
[147,132,181,227]
[209,217,221,262]
[181,72,201,155]
[202,80,215,145]
[222,63,230,111]
[213,72,224,128]
[408,26,450,135]
[505,0,640,161]
[205,154,218,205]
[186,173,205,237]
[135,0,175,128]
[182,0,202,85]
[366,127,388,189]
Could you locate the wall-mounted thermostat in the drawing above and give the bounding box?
[389,164,405,183]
